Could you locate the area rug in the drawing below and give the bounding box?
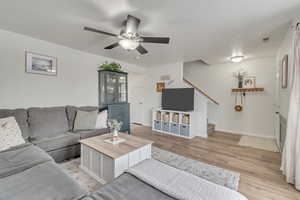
[238,135,279,152]
[152,146,240,191]
[60,146,240,192]
[59,158,103,193]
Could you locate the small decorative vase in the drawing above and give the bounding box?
[238,79,243,88]
[112,129,119,140]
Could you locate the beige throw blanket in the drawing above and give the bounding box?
[127,159,248,200]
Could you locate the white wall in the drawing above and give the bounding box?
[139,62,184,126]
[0,28,208,137]
[184,57,277,138]
[0,29,144,109]
[130,62,208,137]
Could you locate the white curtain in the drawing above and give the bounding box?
[281,25,300,190]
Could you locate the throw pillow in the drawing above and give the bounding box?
[95,110,108,129]
[73,110,98,131]
[0,117,26,152]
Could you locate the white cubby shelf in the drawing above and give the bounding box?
[152,108,202,139]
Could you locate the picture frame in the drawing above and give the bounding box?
[243,76,256,88]
[26,52,57,76]
[281,55,288,89]
[156,82,165,92]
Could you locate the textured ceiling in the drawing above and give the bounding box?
[0,0,299,67]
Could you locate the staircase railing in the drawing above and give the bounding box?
[183,78,219,105]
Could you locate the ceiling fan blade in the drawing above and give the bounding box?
[141,37,170,44]
[136,45,148,55]
[125,15,141,35]
[84,27,117,37]
[104,42,119,49]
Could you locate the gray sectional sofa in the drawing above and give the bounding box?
[0,106,109,162]
[0,105,246,200]
[0,105,171,200]
[0,143,175,200]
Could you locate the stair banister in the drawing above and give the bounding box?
[183,78,219,105]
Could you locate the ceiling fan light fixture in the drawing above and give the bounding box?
[230,55,244,63]
[119,39,139,50]
[84,15,170,55]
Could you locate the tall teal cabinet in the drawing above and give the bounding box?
[98,70,130,133]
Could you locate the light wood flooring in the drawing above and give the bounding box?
[131,125,300,200]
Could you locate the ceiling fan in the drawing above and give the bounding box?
[84,15,170,55]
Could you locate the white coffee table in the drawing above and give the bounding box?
[80,133,153,184]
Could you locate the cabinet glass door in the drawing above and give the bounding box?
[105,72,119,103]
[118,75,127,103]
[99,70,128,106]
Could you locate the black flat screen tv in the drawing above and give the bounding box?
[162,88,194,111]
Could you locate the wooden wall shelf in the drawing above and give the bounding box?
[232,88,264,92]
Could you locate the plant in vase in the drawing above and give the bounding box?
[108,119,123,140]
[233,69,247,88]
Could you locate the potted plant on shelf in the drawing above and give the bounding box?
[108,119,123,140]
[233,69,247,88]
[99,62,123,72]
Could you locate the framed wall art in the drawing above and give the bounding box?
[243,76,256,88]
[26,52,57,76]
[156,82,165,92]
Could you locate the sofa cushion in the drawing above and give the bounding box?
[0,161,85,200]
[48,144,80,163]
[28,107,69,139]
[0,109,29,140]
[0,143,53,179]
[0,117,26,152]
[74,110,98,131]
[31,132,80,152]
[95,110,108,129]
[66,106,98,131]
[74,128,109,140]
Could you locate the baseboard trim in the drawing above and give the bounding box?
[142,124,152,127]
[132,122,143,126]
[215,129,275,139]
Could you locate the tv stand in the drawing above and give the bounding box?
[152,108,203,139]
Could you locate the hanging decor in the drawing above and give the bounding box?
[234,105,243,112]
[232,69,264,111]
[234,92,244,112]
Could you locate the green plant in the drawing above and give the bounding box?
[99,62,123,72]
[108,119,123,132]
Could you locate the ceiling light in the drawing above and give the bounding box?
[230,55,244,63]
[119,39,139,50]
